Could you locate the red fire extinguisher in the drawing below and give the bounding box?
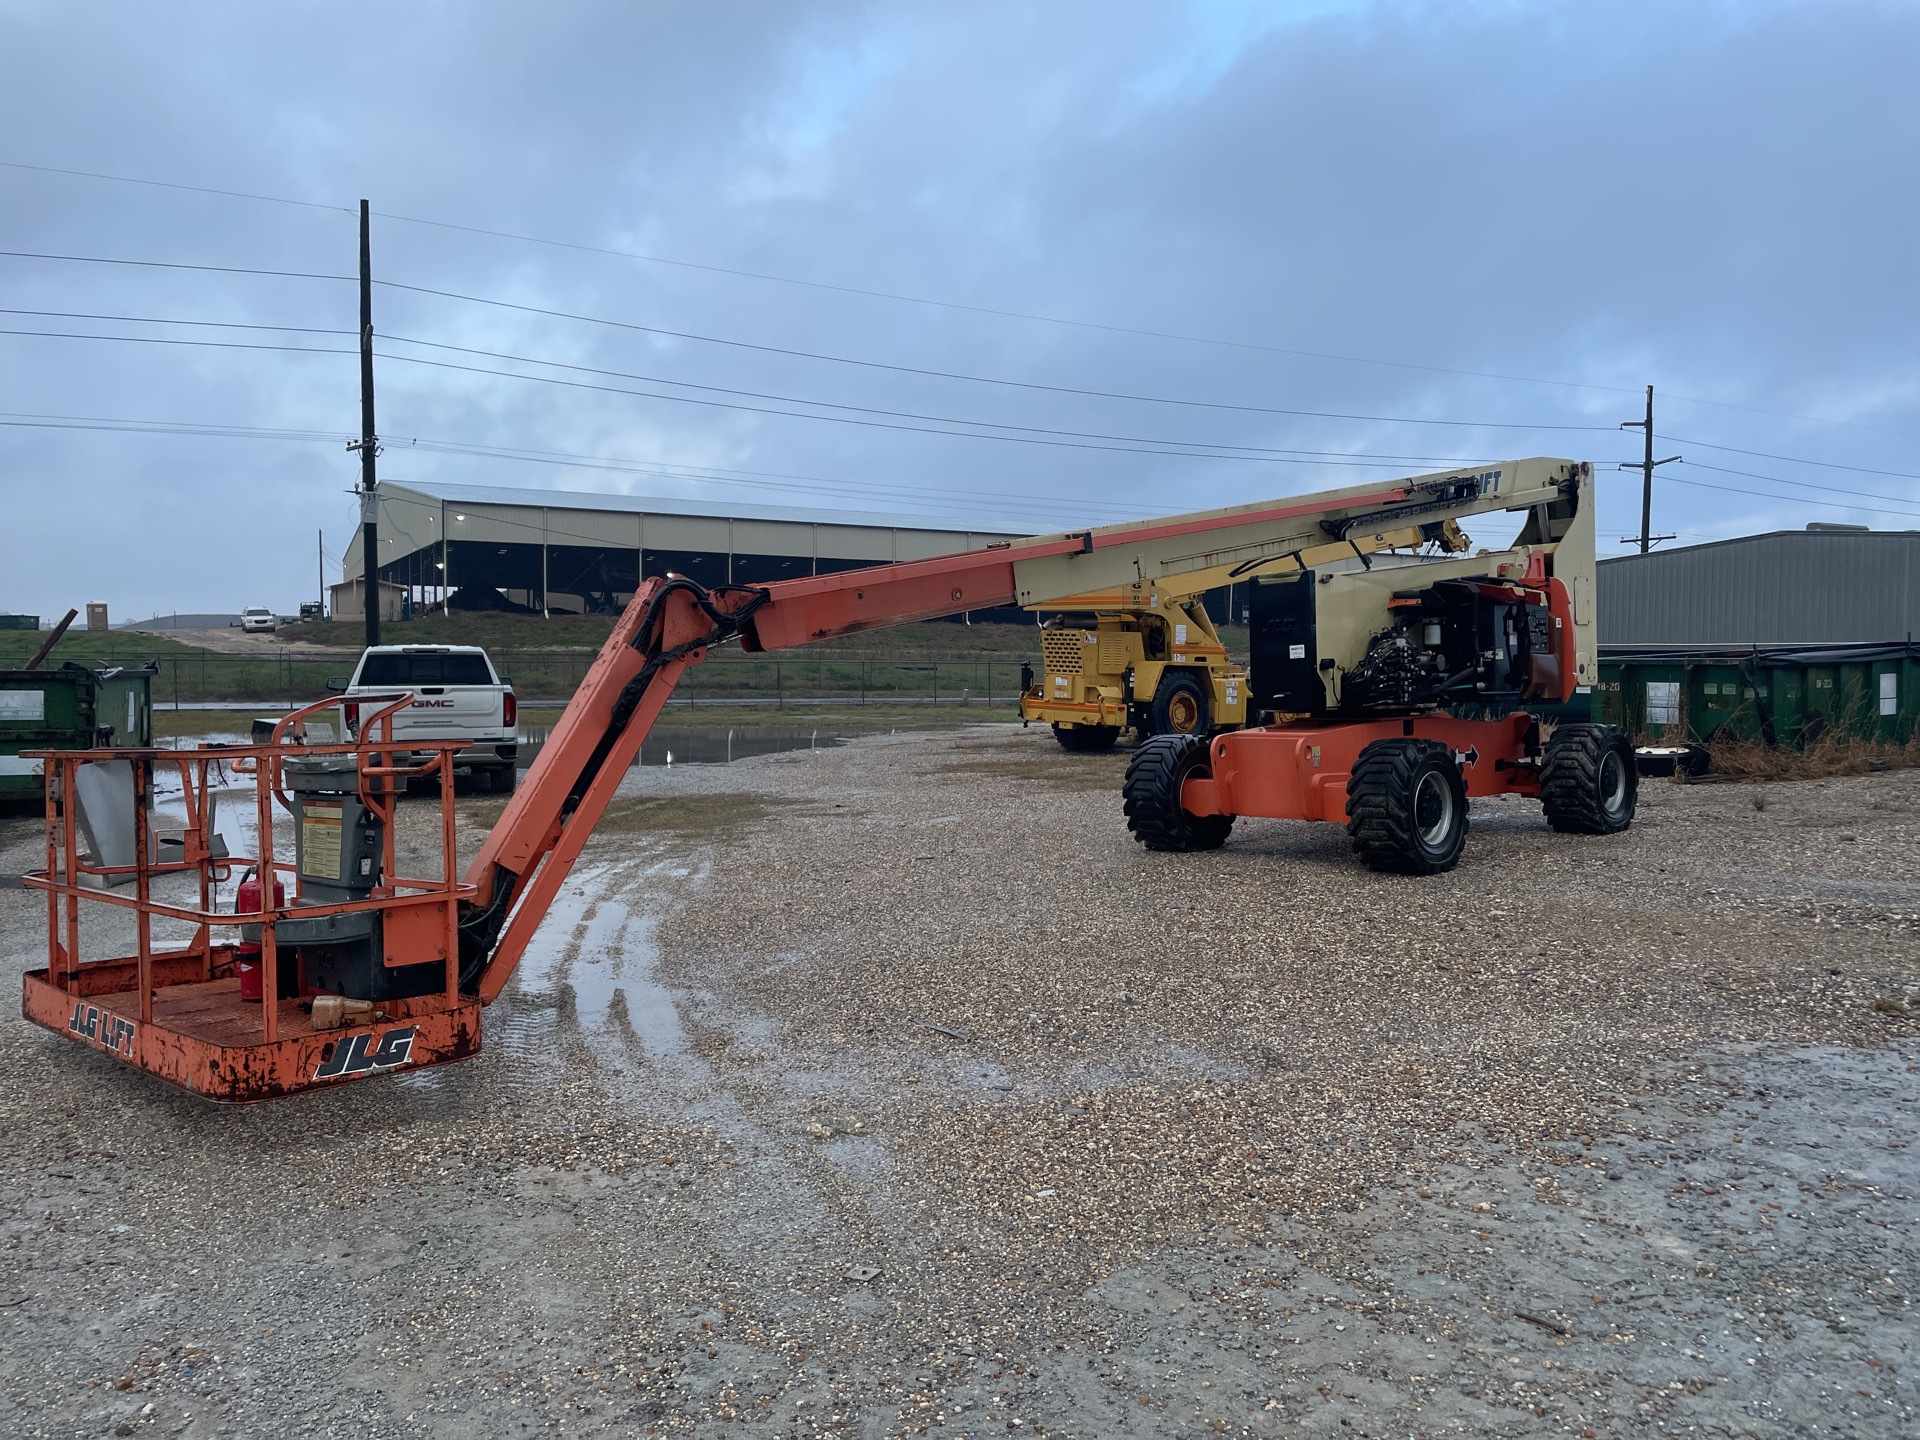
[234,866,286,1003]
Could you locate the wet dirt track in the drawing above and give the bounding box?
[0,725,1915,1438]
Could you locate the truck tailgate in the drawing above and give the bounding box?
[389,687,502,739]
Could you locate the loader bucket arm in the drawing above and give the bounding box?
[458,458,1591,1000]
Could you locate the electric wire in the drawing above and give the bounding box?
[1666,434,1920,483]
[0,307,355,337]
[1671,460,1920,512]
[0,411,1147,524]
[0,327,354,358]
[6,162,1917,438]
[1657,471,1920,522]
[377,331,1486,462]
[0,249,350,282]
[374,281,1618,434]
[378,347,1496,469]
[0,319,1497,467]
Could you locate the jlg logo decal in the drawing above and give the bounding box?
[66,1002,136,1058]
[312,1027,418,1081]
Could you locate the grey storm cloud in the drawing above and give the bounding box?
[0,0,1915,616]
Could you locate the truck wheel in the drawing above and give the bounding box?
[486,765,519,795]
[1540,723,1637,834]
[1345,739,1468,875]
[1123,734,1234,852]
[1052,722,1119,753]
[1148,672,1211,737]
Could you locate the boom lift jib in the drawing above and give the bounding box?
[22,458,1629,1101]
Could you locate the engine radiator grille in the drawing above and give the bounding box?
[1041,631,1085,676]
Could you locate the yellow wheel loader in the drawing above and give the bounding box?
[1019,589,1247,751]
[1018,519,1467,751]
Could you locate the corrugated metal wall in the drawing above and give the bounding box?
[1597,531,1920,647]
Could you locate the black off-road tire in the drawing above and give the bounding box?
[484,764,519,795]
[1052,722,1120,753]
[1147,671,1211,738]
[1123,733,1234,852]
[1345,738,1469,875]
[1540,723,1637,834]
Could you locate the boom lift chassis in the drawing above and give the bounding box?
[21,458,1628,1101]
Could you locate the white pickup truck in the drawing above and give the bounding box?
[330,644,519,793]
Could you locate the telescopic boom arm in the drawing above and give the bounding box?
[458,458,1590,998]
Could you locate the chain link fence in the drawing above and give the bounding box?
[124,648,1035,709]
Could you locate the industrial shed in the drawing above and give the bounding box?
[1594,528,1920,744]
[1597,527,1920,648]
[336,480,1024,619]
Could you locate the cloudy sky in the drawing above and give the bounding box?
[1,0,1915,618]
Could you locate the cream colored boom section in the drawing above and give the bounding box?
[1033,521,1440,612]
[1011,459,1585,605]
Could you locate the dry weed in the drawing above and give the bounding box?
[1705,730,1920,782]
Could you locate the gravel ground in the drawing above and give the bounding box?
[0,724,1915,1439]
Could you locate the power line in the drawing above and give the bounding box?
[1673,460,1920,512]
[377,347,1495,469]
[8,161,1919,440]
[0,284,1619,441]
[9,312,1915,517]
[0,315,1497,465]
[0,158,356,215]
[0,327,353,357]
[1658,470,1920,522]
[0,411,349,442]
[1666,433,1920,483]
[0,409,1150,523]
[0,160,1637,396]
[377,332,1484,463]
[376,280,1616,435]
[0,307,354,337]
[0,249,350,282]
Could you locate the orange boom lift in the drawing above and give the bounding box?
[22,459,1629,1101]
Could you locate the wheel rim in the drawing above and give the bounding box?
[1600,750,1627,813]
[1167,692,1199,732]
[1413,770,1455,847]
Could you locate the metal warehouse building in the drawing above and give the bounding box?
[334,480,1025,620]
[1597,526,1920,648]
[1594,527,1920,744]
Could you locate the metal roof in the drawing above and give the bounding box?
[1597,529,1920,647]
[383,479,1027,537]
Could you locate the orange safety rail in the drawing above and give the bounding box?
[19,692,479,1102]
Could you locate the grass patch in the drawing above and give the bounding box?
[0,630,200,667]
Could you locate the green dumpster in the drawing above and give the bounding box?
[0,663,156,805]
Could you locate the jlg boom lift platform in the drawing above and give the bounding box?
[22,458,1634,1101]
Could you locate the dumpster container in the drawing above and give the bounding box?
[0,662,156,805]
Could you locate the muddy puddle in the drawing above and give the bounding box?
[499,856,708,1079]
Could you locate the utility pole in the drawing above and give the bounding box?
[1619,385,1680,553]
[349,199,381,645]
[317,529,325,618]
